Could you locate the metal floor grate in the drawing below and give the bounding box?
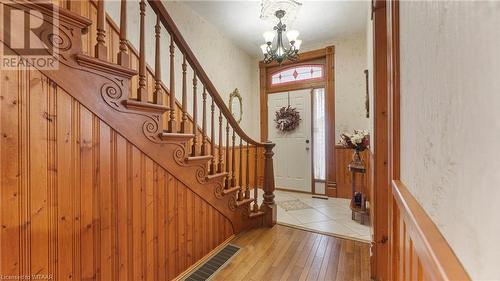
[184,244,240,281]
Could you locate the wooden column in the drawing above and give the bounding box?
[372,0,389,280]
[262,141,276,226]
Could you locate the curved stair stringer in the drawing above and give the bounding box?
[3,1,264,234]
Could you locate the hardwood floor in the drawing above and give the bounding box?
[212,225,370,281]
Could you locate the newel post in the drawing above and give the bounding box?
[262,141,277,227]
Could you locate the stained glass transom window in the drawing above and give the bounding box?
[271,65,324,86]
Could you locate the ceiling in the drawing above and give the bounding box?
[184,0,369,58]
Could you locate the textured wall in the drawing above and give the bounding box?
[399,1,500,279]
[303,33,369,142]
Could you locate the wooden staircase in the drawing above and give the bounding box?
[0,0,276,279]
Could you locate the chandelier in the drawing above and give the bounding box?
[260,10,302,64]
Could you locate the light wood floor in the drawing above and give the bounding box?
[212,224,371,281]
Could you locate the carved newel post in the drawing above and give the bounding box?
[262,141,277,227]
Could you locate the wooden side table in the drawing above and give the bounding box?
[349,161,369,225]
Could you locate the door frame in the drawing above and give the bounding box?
[370,0,400,280]
[259,46,337,196]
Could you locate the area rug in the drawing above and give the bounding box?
[277,199,312,211]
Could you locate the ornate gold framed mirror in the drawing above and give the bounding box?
[229,88,243,123]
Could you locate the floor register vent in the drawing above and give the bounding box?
[184,244,240,281]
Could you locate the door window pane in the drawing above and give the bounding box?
[271,65,324,86]
[313,88,326,180]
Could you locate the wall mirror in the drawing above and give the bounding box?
[229,88,243,123]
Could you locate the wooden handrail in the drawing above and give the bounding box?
[148,0,265,146]
[391,180,470,281]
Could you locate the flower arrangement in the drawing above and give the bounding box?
[274,106,301,132]
[340,130,370,152]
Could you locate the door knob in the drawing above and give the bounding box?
[306,139,310,144]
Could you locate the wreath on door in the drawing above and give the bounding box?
[274,105,301,132]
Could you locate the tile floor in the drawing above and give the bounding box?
[259,189,372,242]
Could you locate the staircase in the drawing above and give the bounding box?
[0,0,276,279]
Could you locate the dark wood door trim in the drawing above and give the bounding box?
[259,46,336,197]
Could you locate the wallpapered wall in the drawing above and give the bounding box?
[400,1,500,279]
[303,32,370,143]
[106,1,261,140]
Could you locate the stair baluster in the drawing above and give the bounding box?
[225,122,231,189]
[117,0,128,67]
[168,36,176,132]
[231,130,236,187]
[191,72,198,156]
[180,55,188,133]
[218,111,224,173]
[210,98,216,174]
[245,142,250,199]
[253,146,259,212]
[237,137,243,201]
[154,16,162,105]
[201,86,208,156]
[137,0,147,101]
[95,0,107,60]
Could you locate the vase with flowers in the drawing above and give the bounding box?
[339,130,370,165]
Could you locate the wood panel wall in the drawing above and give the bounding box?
[0,65,233,281]
[389,181,470,281]
[334,146,371,199]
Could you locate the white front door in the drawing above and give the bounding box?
[268,89,312,193]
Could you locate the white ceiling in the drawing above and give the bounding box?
[183,0,369,58]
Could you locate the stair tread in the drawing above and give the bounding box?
[206,172,228,180]
[186,155,213,162]
[249,211,265,218]
[222,186,241,195]
[123,99,170,113]
[236,197,254,207]
[75,54,137,78]
[159,132,195,141]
